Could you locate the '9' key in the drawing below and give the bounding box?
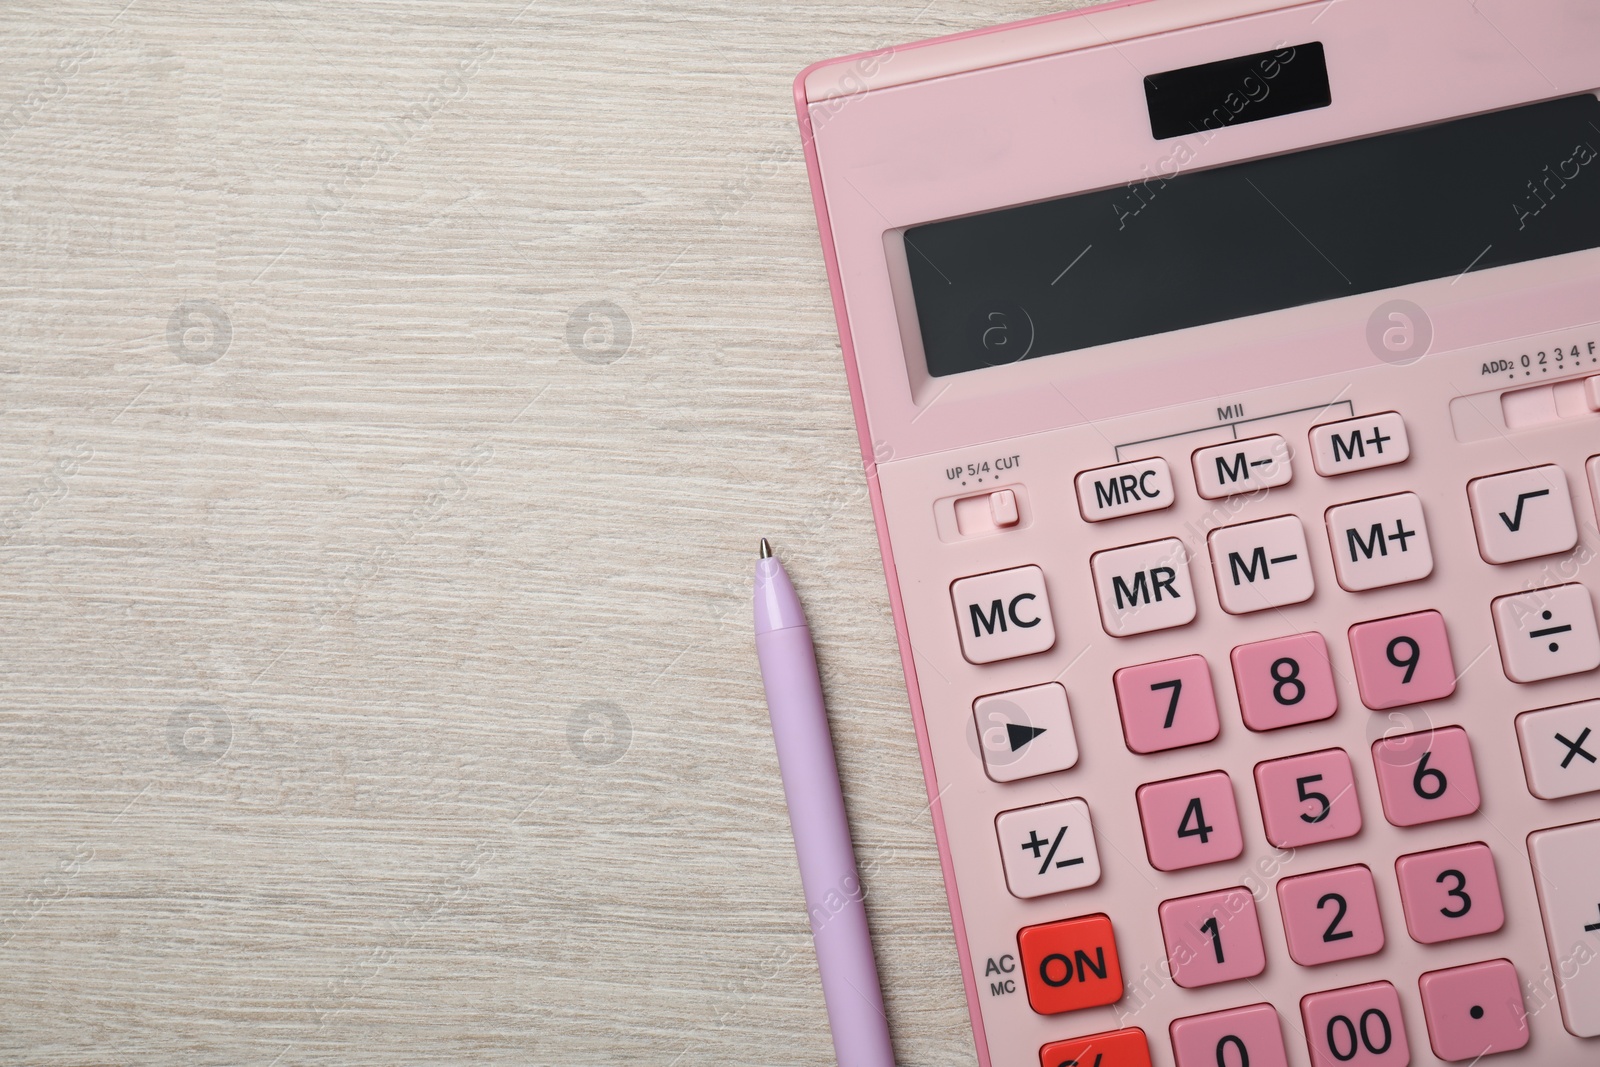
[1349,610,1456,709]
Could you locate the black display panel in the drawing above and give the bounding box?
[1144,42,1331,140]
[905,94,1600,379]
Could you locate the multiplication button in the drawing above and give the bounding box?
[1516,700,1600,798]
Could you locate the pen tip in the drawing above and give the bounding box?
[758,537,773,559]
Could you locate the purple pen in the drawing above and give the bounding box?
[754,538,896,1067]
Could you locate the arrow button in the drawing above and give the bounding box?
[1006,722,1047,751]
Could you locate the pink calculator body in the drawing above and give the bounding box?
[795,1,1600,1065]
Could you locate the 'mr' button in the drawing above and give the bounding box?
[951,565,1056,664]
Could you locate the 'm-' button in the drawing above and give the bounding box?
[1194,435,1292,498]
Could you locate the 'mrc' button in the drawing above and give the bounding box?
[951,565,1056,664]
[1076,458,1175,521]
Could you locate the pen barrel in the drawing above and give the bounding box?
[756,624,895,1067]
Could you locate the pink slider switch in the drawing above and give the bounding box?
[1418,959,1529,1061]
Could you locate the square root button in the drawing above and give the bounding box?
[951,565,1056,664]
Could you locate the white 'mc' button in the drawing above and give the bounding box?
[1309,412,1410,475]
[1468,464,1578,564]
[1193,435,1292,499]
[1491,584,1600,683]
[1075,458,1174,521]
[1208,516,1314,614]
[1325,492,1433,590]
[995,797,1100,899]
[950,565,1055,664]
[1091,538,1196,637]
[1528,819,1600,1036]
[1516,700,1600,799]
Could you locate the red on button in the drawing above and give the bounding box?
[1017,913,1123,1016]
[1040,1027,1151,1067]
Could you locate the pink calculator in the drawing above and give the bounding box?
[794,1,1600,1064]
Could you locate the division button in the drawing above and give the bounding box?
[950,565,1056,664]
[1516,699,1600,799]
[1194,435,1292,499]
[1076,458,1175,521]
[1491,584,1600,683]
[973,682,1078,784]
[1309,412,1410,476]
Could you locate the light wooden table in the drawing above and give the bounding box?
[0,2,1092,1063]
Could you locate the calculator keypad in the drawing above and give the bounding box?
[1309,412,1409,475]
[910,400,1600,1064]
[1527,820,1600,1037]
[974,683,1079,784]
[1253,748,1362,848]
[1515,700,1600,799]
[1300,982,1410,1067]
[1017,914,1124,1015]
[1193,434,1292,498]
[1347,610,1456,709]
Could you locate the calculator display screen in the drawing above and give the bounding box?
[906,94,1600,379]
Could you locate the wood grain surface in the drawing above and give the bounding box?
[0,1,1099,1064]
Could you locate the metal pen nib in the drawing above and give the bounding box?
[759,537,773,559]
